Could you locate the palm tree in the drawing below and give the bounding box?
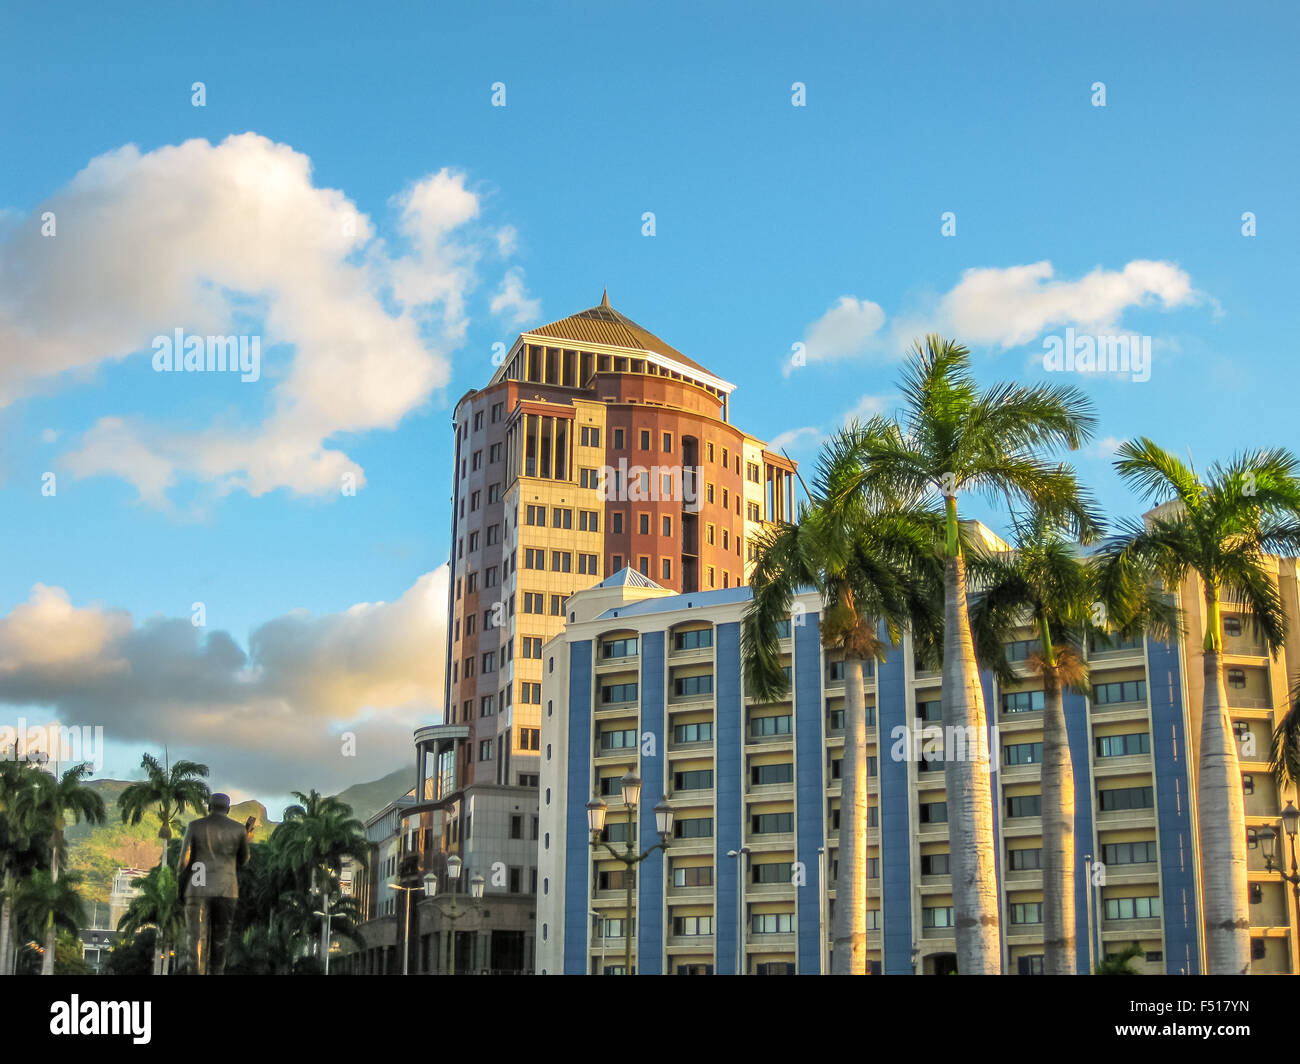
[273,790,368,966]
[743,423,942,973]
[0,752,50,976]
[117,864,186,975]
[228,916,308,975]
[13,868,87,973]
[1269,684,1300,796]
[118,752,210,868]
[25,763,105,974]
[1105,439,1300,973]
[857,336,1099,973]
[967,510,1178,974]
[1095,941,1144,975]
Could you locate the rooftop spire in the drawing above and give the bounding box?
[600,288,610,307]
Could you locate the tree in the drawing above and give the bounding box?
[25,763,105,974]
[1095,941,1144,975]
[272,790,368,966]
[0,752,50,976]
[117,863,186,975]
[118,752,210,868]
[743,423,942,973]
[13,868,87,974]
[1269,683,1300,797]
[859,336,1099,973]
[967,509,1177,974]
[104,927,158,975]
[1105,439,1300,973]
[54,929,89,975]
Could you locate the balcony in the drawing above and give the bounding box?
[1226,693,1273,710]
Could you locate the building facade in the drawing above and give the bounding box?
[443,292,796,798]
[536,525,1300,975]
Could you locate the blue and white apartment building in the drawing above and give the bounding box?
[536,517,1300,975]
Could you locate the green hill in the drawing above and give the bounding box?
[62,765,409,906]
[331,766,412,824]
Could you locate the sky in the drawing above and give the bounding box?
[1,1,1296,817]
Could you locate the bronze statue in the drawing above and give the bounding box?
[175,793,254,975]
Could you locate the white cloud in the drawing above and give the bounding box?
[489,266,541,325]
[936,260,1199,348]
[786,296,887,374]
[1087,434,1126,460]
[842,394,891,424]
[495,225,518,257]
[785,260,1204,375]
[0,135,524,503]
[767,426,822,453]
[0,567,449,796]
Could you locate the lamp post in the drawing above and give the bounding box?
[817,846,829,976]
[727,846,750,975]
[1083,853,1097,974]
[590,909,605,975]
[388,872,437,976]
[1259,801,1300,974]
[431,856,485,975]
[586,771,674,976]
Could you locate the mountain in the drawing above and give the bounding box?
[331,766,412,824]
[60,766,409,907]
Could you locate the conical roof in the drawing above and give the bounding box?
[525,293,712,376]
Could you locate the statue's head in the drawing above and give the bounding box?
[209,793,231,814]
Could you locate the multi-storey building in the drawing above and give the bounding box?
[442,292,795,798]
[1160,501,1300,975]
[347,745,538,975]
[536,515,1300,975]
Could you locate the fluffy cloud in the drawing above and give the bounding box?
[785,296,886,374]
[789,260,1204,372]
[765,395,896,460]
[0,567,449,796]
[936,260,1199,348]
[0,134,523,503]
[489,266,542,325]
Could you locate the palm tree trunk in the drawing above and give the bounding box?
[0,867,14,976]
[941,553,1002,974]
[1040,679,1076,974]
[832,654,870,973]
[41,841,57,975]
[1199,648,1251,973]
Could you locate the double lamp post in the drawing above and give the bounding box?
[389,854,485,975]
[586,771,673,975]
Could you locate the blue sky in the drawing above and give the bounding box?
[0,1,1295,812]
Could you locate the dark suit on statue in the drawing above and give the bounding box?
[176,811,250,974]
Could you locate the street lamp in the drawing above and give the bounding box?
[388,872,437,976]
[586,771,673,975]
[817,846,829,975]
[727,847,750,975]
[435,857,482,975]
[590,909,606,975]
[1082,853,1098,974]
[1260,801,1300,974]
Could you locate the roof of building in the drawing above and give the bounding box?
[524,291,713,377]
[597,585,755,619]
[595,566,667,590]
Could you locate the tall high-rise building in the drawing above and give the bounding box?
[440,293,797,798]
